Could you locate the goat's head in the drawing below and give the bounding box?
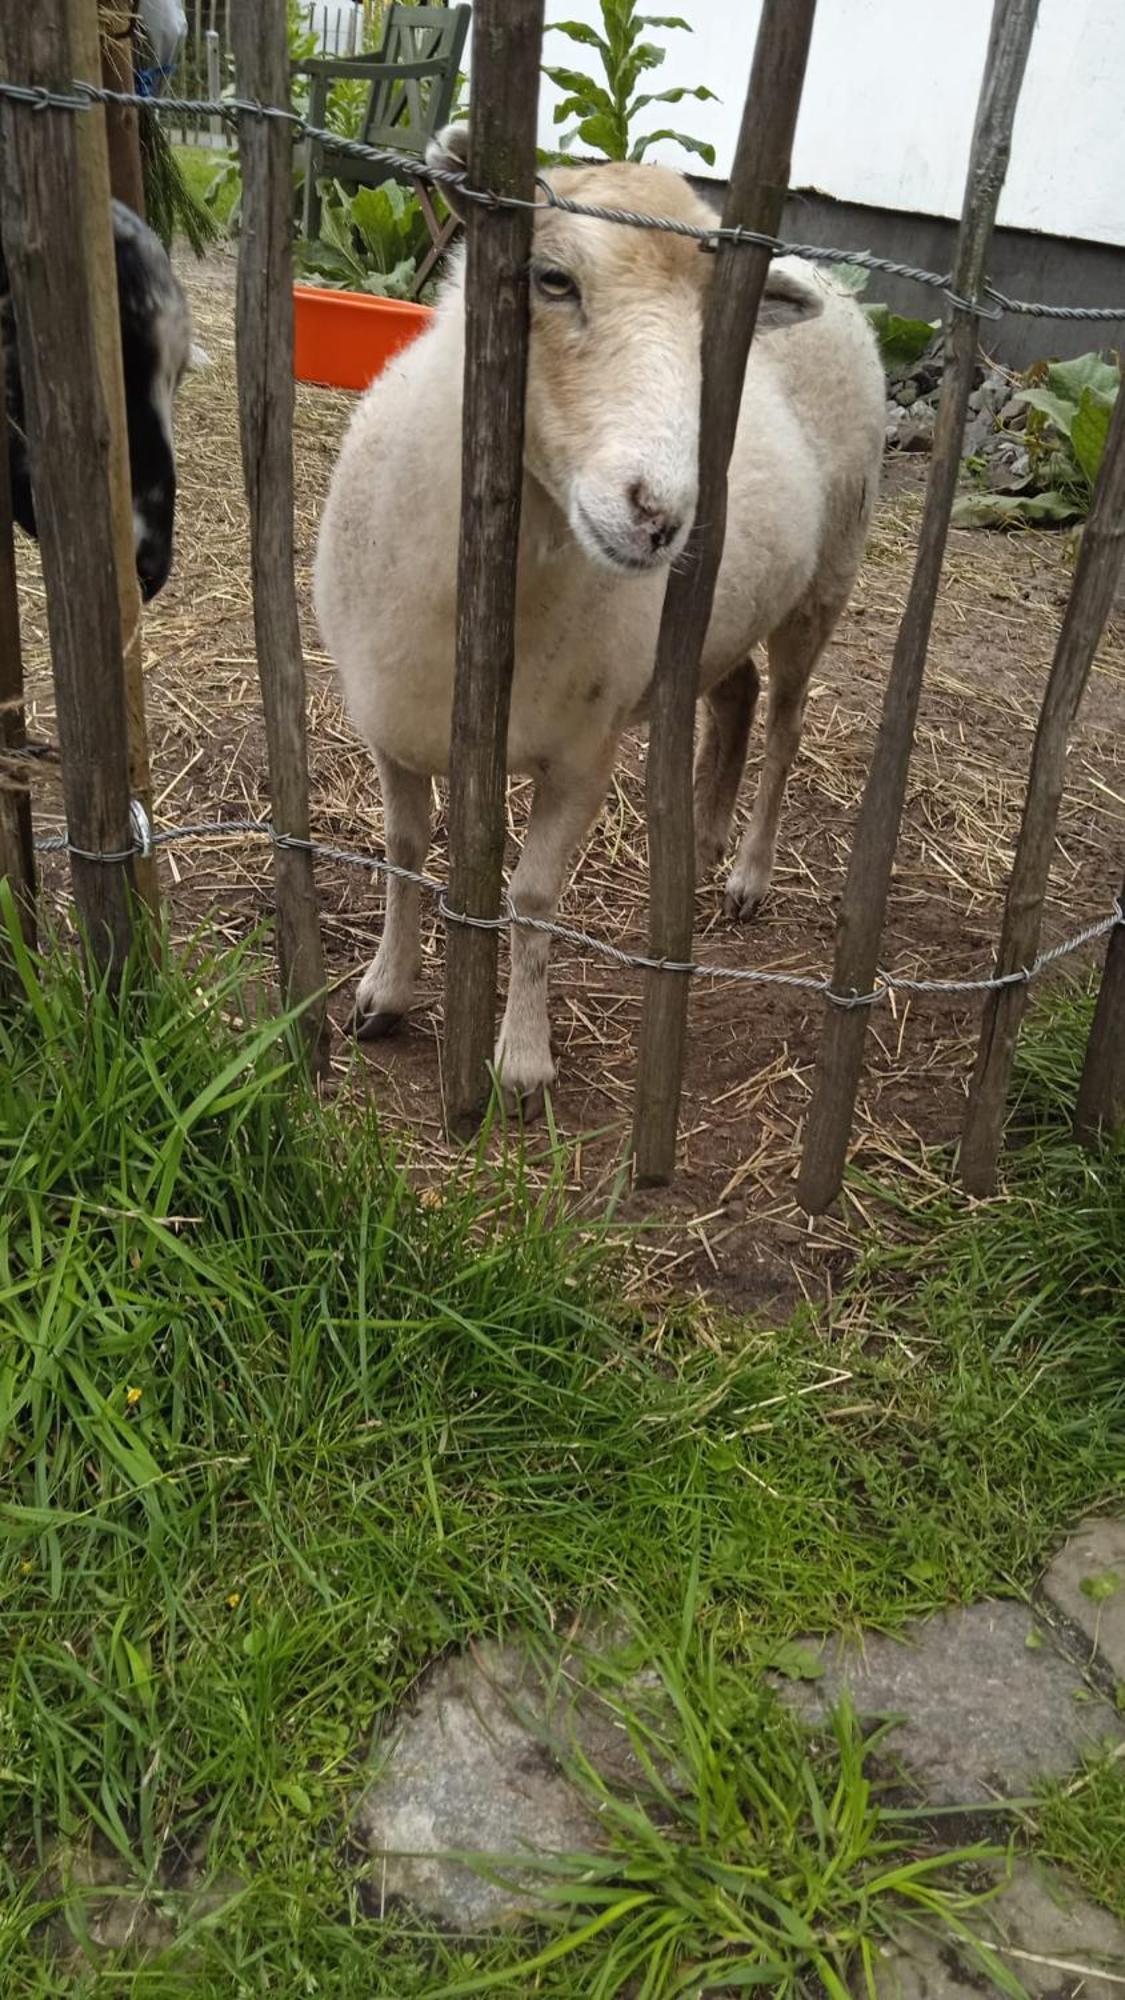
[113,201,192,600]
[428,127,823,577]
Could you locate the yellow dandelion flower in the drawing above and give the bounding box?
[125,1385,142,1406]
[19,1559,34,1575]
[226,1591,241,1609]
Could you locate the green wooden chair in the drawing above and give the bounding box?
[298,3,471,298]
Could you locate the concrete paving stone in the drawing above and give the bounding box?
[356,1635,672,1927]
[1041,1515,1125,1684]
[774,1601,1122,1804]
[860,1859,1125,1997]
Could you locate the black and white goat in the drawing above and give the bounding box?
[2,200,192,601]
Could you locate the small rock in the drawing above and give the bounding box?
[356,1636,677,1927]
[999,394,1027,426]
[860,1859,1125,1997]
[1041,1516,1125,1681]
[893,383,919,409]
[987,443,1031,492]
[187,342,213,373]
[774,1601,1121,1805]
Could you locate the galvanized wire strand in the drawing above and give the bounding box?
[0,78,1122,323]
[31,813,1125,1012]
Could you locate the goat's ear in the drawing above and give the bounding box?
[755,265,824,332]
[425,123,471,222]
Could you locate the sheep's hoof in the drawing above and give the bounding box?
[351,1006,405,1041]
[723,882,767,924]
[499,1079,547,1123]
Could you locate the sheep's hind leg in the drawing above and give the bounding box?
[353,753,431,1040]
[724,596,839,923]
[494,744,617,1120]
[693,655,760,880]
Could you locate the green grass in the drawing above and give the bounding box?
[0,903,1121,1992]
[171,144,239,232]
[1032,1750,1125,1924]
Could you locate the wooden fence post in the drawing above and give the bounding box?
[961,374,1125,1191]
[0,336,36,959]
[441,0,544,1139]
[75,0,160,916]
[98,4,147,219]
[0,0,137,982]
[631,0,819,1187]
[1074,868,1125,1145]
[233,0,329,1071]
[796,0,1040,1215]
[206,30,222,139]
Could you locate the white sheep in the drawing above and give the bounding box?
[314,128,886,1115]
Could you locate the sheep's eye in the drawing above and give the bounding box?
[534,266,579,303]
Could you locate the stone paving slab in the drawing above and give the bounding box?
[774,1600,1122,1804]
[1041,1515,1125,1683]
[356,1636,670,1926]
[861,1860,1125,1997]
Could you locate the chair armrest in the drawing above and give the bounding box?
[294,58,450,84]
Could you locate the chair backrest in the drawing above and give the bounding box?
[364,4,471,159]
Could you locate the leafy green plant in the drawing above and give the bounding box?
[544,1,717,167]
[833,262,939,372]
[954,352,1121,528]
[294,177,436,299]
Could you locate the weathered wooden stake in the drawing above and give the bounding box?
[75,0,160,916]
[442,0,544,1139]
[233,0,329,1071]
[99,4,147,219]
[0,0,137,980]
[961,371,1125,1192]
[1074,868,1125,1146]
[631,0,819,1187]
[797,0,1040,1215]
[0,337,36,959]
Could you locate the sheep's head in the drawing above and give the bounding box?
[428,127,822,577]
[113,201,192,601]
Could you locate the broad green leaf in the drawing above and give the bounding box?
[631,127,716,165]
[546,19,610,55]
[951,488,1083,527]
[1046,351,1121,405]
[832,262,872,295]
[543,65,615,120]
[1016,385,1081,438]
[578,110,628,158]
[632,84,719,109]
[863,303,937,369]
[1071,385,1113,485]
[636,14,694,28]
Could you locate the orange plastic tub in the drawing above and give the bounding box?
[293,284,434,393]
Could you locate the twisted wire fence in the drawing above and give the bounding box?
[0,78,1123,325]
[25,810,1124,1013]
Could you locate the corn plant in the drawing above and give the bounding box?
[544,0,717,168]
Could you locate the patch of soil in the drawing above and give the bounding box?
[13,247,1125,1312]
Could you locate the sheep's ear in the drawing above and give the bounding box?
[755,266,824,332]
[425,123,471,222]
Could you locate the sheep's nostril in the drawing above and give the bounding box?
[627,480,681,552]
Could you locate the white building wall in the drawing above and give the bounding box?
[312,0,1125,247]
[537,0,1125,248]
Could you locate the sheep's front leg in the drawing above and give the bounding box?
[693,656,760,879]
[494,745,617,1119]
[353,752,431,1039]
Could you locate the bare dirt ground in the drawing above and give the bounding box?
[14,247,1125,1312]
